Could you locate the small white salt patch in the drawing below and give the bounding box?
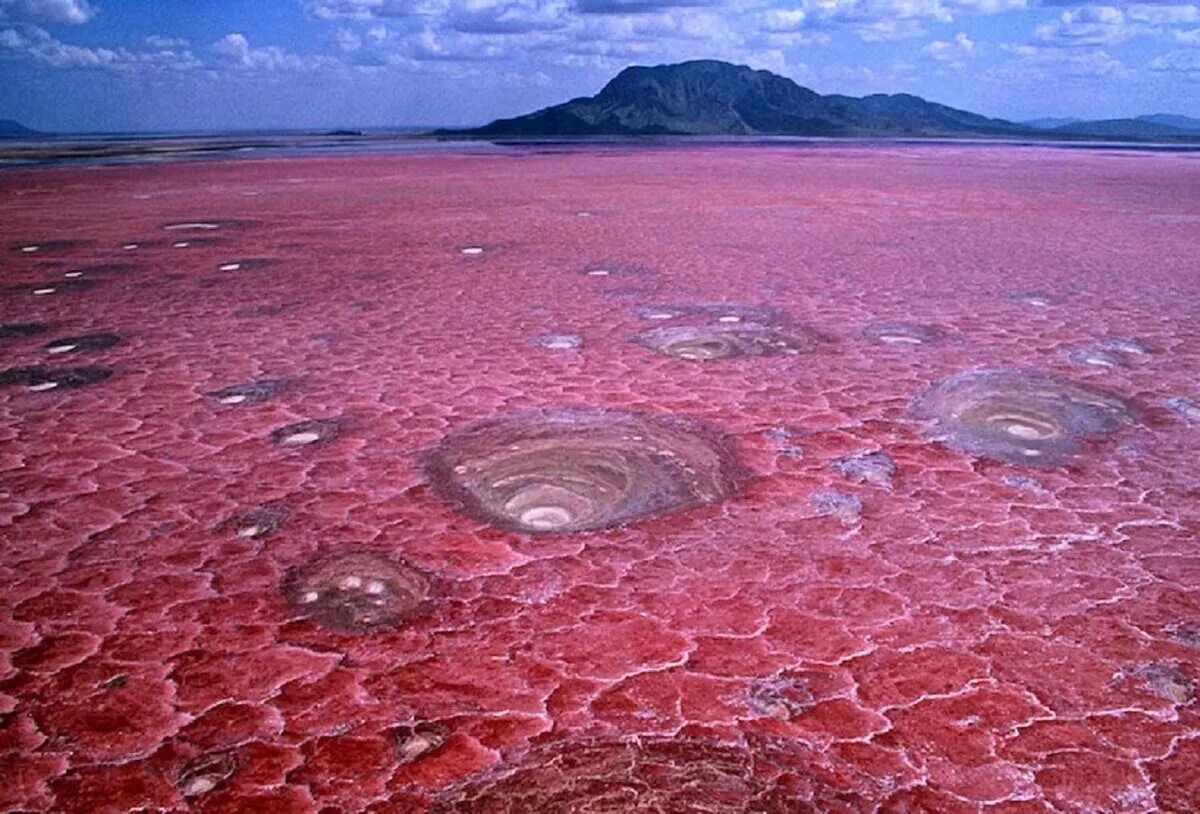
[1023,448,1043,457]
[122,243,139,250]
[586,269,610,277]
[64,271,83,278]
[717,315,741,323]
[647,312,673,320]
[183,777,218,796]
[219,394,248,405]
[47,344,76,354]
[365,579,386,595]
[1084,356,1114,367]
[1027,298,1050,307]
[218,263,241,272]
[340,575,363,590]
[236,525,262,539]
[880,334,922,345]
[33,287,55,295]
[460,247,484,255]
[1005,424,1043,440]
[20,245,40,253]
[165,222,220,231]
[301,591,320,604]
[27,381,59,392]
[283,431,321,445]
[173,241,190,248]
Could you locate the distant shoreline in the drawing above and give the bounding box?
[3,131,1200,169]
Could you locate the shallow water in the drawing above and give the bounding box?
[1,145,1198,812]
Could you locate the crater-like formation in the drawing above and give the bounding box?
[207,378,289,405]
[431,736,808,813]
[42,332,124,355]
[394,721,451,765]
[216,503,290,539]
[632,324,820,361]
[0,322,51,340]
[910,369,1139,467]
[268,418,341,447]
[811,491,863,525]
[426,408,747,533]
[1006,290,1061,308]
[1164,397,1200,423]
[0,366,114,391]
[1101,337,1155,355]
[861,321,945,346]
[833,450,896,488]
[283,551,432,633]
[529,332,582,351]
[1062,346,1125,368]
[177,752,239,798]
[633,302,786,324]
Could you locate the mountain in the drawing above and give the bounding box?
[1051,118,1194,140]
[1136,113,1200,132]
[1023,117,1082,129]
[446,60,1032,138]
[0,119,41,138]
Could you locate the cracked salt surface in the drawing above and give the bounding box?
[1,145,1198,813]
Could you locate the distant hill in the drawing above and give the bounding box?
[0,119,40,138]
[1051,118,1194,140]
[443,60,1033,138]
[1023,117,1082,129]
[1137,113,1200,132]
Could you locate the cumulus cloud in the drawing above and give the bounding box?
[922,31,975,64]
[304,0,445,20]
[1034,5,1135,46]
[1148,48,1200,72]
[1125,3,1199,24]
[988,43,1129,81]
[0,23,200,70]
[212,32,331,70]
[574,0,720,13]
[0,0,94,25]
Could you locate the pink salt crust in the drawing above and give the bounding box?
[1,144,1198,812]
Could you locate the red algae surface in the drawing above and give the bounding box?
[2,144,1199,812]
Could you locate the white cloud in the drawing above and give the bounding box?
[0,23,200,70]
[1175,25,1200,40]
[1149,48,1200,73]
[145,34,189,49]
[212,32,331,71]
[1035,5,1136,47]
[1126,3,1199,24]
[988,43,1129,82]
[0,0,94,25]
[922,31,976,64]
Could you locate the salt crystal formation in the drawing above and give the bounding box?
[427,408,748,533]
[910,368,1140,467]
[283,551,432,633]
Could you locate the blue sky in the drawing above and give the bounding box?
[1,0,1198,131]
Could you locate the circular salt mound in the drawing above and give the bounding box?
[910,368,1139,467]
[425,408,748,533]
[282,551,431,633]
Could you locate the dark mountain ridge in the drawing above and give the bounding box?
[449,60,1028,138]
[442,60,1200,143]
[0,119,41,139]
